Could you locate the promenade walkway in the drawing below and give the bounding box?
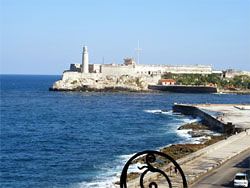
[196,104,250,130]
[125,104,250,188]
[161,130,250,187]
[127,130,250,188]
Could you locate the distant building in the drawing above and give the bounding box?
[124,58,136,66]
[223,69,250,78]
[67,46,214,77]
[70,64,81,72]
[159,79,176,85]
[212,70,223,77]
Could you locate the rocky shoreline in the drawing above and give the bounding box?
[49,74,157,92]
[50,79,250,94]
[121,120,226,184]
[50,73,250,94]
[161,121,226,158]
[218,89,250,95]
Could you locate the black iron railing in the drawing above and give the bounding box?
[120,150,188,188]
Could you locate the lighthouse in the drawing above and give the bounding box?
[82,46,89,73]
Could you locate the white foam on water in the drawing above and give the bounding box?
[75,179,117,188]
[74,110,202,188]
[144,109,183,115]
[180,117,201,124]
[144,108,202,143]
[176,129,192,139]
[144,109,166,114]
[74,169,119,188]
[73,153,138,188]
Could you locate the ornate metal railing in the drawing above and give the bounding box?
[120,150,188,188]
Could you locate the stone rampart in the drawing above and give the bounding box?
[62,71,102,81]
[101,65,136,76]
[69,63,213,75]
[135,64,212,75]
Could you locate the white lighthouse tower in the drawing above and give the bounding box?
[82,46,89,73]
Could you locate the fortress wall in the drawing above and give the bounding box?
[63,64,213,82]
[165,65,212,74]
[70,64,81,72]
[68,63,213,76]
[89,64,101,73]
[136,64,212,75]
[143,75,161,85]
[62,71,102,81]
[135,65,164,75]
[101,65,136,76]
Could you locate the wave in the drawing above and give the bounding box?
[144,109,173,115]
[144,108,202,144]
[75,110,201,188]
[74,169,118,188]
[75,180,117,188]
[144,109,195,117]
[73,154,136,188]
[176,129,192,139]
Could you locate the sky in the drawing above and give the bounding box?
[1,0,250,75]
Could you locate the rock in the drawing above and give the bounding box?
[188,131,207,138]
[178,122,209,130]
[50,75,151,92]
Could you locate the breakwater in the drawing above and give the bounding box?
[173,104,250,134]
[173,104,228,133]
[148,85,217,93]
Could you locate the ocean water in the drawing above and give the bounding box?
[1,75,250,188]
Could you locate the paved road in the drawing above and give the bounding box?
[191,148,250,188]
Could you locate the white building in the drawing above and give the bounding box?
[67,47,213,77]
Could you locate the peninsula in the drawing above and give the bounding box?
[50,46,250,93]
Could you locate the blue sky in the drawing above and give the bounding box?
[1,0,250,74]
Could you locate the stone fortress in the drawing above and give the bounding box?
[68,46,213,75]
[62,46,214,80]
[50,46,249,91]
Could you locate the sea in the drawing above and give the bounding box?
[1,75,250,188]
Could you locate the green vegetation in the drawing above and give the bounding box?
[162,73,250,89]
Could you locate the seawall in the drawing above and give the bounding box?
[125,130,250,188]
[124,104,250,187]
[148,85,217,93]
[172,104,236,134]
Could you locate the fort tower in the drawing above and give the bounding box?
[82,46,89,73]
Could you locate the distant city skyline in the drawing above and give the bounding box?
[1,0,250,75]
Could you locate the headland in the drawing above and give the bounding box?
[50,46,250,93]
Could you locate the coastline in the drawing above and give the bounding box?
[49,82,250,94]
[118,119,225,185]
[118,104,250,187]
[49,86,250,95]
[122,131,249,188]
[218,89,250,95]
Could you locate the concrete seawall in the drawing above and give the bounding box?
[148,85,217,93]
[173,104,236,134]
[125,130,250,188]
[123,104,250,187]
